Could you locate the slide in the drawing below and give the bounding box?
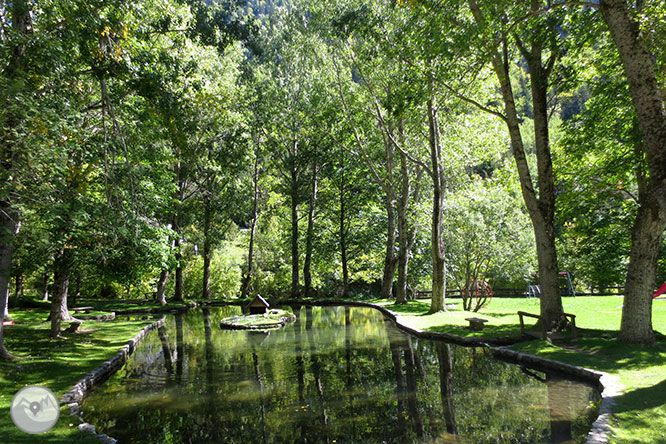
[653,282,666,299]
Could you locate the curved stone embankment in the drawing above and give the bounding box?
[61,317,167,444]
[284,298,621,444]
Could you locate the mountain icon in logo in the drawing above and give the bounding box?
[10,385,60,434]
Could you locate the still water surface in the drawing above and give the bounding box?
[83,306,599,444]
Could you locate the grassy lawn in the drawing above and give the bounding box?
[0,306,157,443]
[377,295,666,444]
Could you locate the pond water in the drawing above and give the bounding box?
[83,306,599,444]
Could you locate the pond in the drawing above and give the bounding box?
[83,306,599,444]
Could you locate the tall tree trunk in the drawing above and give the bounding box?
[396,151,411,305]
[41,272,49,301]
[468,0,564,328]
[290,140,300,299]
[600,0,666,215]
[50,249,74,339]
[240,147,260,299]
[381,202,397,300]
[620,192,666,344]
[304,164,318,299]
[69,273,82,308]
[339,165,350,296]
[174,237,183,302]
[428,99,446,313]
[173,160,185,303]
[155,270,169,306]
[520,17,564,331]
[0,209,14,357]
[202,194,212,299]
[14,271,24,302]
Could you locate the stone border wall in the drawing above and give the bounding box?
[62,317,166,444]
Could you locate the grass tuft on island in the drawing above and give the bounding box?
[220,309,296,330]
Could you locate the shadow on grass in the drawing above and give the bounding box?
[390,300,436,315]
[426,322,525,340]
[614,378,666,414]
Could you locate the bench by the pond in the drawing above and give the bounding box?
[72,306,94,314]
[517,311,576,339]
[465,317,488,331]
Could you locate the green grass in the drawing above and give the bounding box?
[375,296,666,444]
[1,307,155,443]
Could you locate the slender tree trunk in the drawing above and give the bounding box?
[600,0,666,215]
[428,99,446,313]
[174,237,183,302]
[304,164,318,299]
[0,212,12,357]
[620,192,666,344]
[41,272,49,301]
[69,273,81,308]
[240,147,260,299]
[50,249,74,339]
[202,194,212,299]
[290,140,300,299]
[156,270,169,306]
[521,24,564,330]
[173,160,185,302]
[339,169,350,296]
[381,202,397,300]
[14,272,23,302]
[396,151,411,304]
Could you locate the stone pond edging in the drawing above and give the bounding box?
[62,298,620,443]
[61,317,167,444]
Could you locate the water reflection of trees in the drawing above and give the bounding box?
[83,306,598,444]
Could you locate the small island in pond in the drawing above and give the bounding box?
[220,309,296,330]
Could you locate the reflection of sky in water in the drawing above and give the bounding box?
[84,306,599,444]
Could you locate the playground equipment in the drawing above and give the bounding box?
[526,271,576,298]
[654,282,666,299]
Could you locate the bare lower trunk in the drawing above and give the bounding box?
[13,271,23,302]
[381,202,397,299]
[0,214,12,356]
[619,194,666,344]
[339,151,350,296]
[202,194,212,300]
[428,99,446,313]
[41,273,49,301]
[396,151,411,305]
[240,149,260,299]
[50,251,74,339]
[202,238,211,299]
[70,273,81,308]
[304,166,318,299]
[291,167,300,299]
[174,237,183,302]
[156,270,169,306]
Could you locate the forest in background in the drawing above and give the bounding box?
[1,0,665,350]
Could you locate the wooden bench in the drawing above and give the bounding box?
[518,311,576,339]
[466,317,488,331]
[72,306,94,314]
